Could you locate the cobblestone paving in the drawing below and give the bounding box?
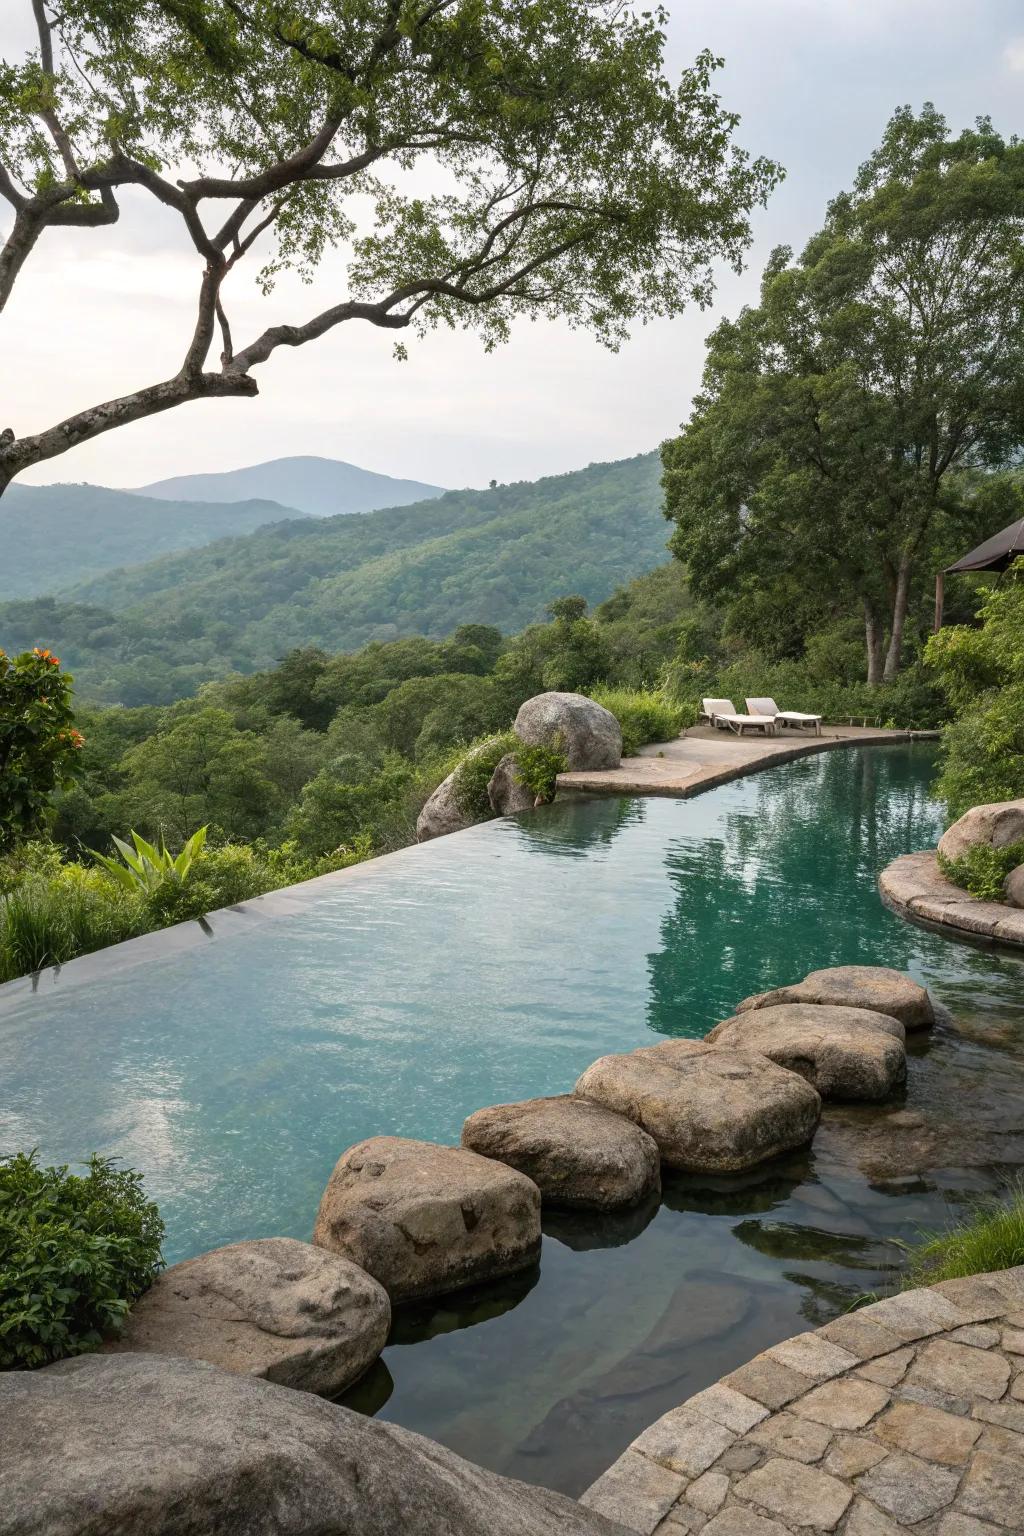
[581,1268,1024,1535]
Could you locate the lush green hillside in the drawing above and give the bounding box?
[136,455,445,517]
[0,453,668,704]
[0,483,305,600]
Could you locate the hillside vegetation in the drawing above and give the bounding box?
[0,454,667,704]
[0,484,305,600]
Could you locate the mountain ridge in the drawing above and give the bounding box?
[134,454,446,517]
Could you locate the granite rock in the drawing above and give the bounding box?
[102,1237,389,1396]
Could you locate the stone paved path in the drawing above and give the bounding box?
[558,725,930,799]
[581,1267,1024,1535]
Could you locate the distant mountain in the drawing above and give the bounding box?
[0,453,669,705]
[135,455,446,517]
[0,482,306,601]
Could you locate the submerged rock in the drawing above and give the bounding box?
[461,1094,660,1210]
[102,1237,389,1397]
[487,753,535,816]
[706,1003,906,1101]
[312,1136,541,1301]
[573,1040,820,1173]
[514,691,622,771]
[737,965,934,1031]
[12,1354,630,1536]
[937,797,1024,865]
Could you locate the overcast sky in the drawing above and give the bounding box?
[3,0,1024,492]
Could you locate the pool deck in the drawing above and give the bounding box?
[582,1265,1024,1536]
[558,724,934,799]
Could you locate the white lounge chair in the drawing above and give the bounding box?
[701,698,777,737]
[746,696,822,736]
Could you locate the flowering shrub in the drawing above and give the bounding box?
[0,649,84,851]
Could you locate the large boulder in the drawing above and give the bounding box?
[313,1136,541,1301]
[101,1237,389,1397]
[1005,864,1024,909]
[6,1353,630,1536]
[572,1040,820,1173]
[416,765,472,842]
[736,964,934,1031]
[461,1094,660,1210]
[487,753,535,816]
[706,1003,906,1101]
[937,798,1024,865]
[1000,866,1024,909]
[514,691,622,771]
[416,737,502,843]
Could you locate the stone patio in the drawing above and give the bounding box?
[557,725,934,800]
[581,1267,1024,1535]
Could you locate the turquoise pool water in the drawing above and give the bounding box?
[3,744,1024,1492]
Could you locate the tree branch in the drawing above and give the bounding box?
[0,371,258,488]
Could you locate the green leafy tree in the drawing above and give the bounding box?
[0,1,778,492]
[116,707,281,842]
[663,106,1024,683]
[0,647,84,849]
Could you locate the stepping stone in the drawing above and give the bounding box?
[461,1094,660,1210]
[313,1136,541,1301]
[573,1040,820,1173]
[736,965,935,1030]
[706,1004,907,1101]
[102,1237,389,1396]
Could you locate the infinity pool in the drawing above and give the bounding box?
[3,745,1024,1492]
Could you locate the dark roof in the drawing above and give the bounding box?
[946,516,1024,573]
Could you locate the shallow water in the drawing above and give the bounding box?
[3,745,1023,1492]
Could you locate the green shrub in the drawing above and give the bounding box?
[0,1151,164,1367]
[589,687,691,755]
[938,839,1024,902]
[902,1179,1024,1286]
[931,684,1024,821]
[452,732,517,819]
[513,741,568,802]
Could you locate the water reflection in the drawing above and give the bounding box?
[541,1193,661,1252]
[511,794,646,856]
[646,747,947,1037]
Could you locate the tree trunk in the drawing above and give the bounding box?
[864,602,884,685]
[882,554,912,682]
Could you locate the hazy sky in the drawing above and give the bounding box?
[3,0,1024,492]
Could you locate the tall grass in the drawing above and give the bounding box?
[0,868,145,983]
[902,1180,1024,1285]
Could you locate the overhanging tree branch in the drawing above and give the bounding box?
[0,0,781,494]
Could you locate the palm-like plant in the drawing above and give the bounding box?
[92,828,207,894]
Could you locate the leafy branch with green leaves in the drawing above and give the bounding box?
[0,0,780,491]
